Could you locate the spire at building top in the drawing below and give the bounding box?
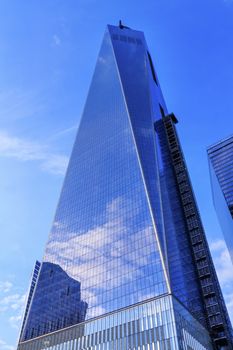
[119,20,130,29]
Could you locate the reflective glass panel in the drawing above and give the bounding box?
[21,27,168,340]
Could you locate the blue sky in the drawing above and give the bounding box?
[0,0,233,348]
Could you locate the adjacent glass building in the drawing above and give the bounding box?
[208,136,233,265]
[18,24,233,350]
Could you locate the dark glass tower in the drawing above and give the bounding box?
[208,136,233,265]
[19,261,41,341]
[155,115,233,349]
[18,24,233,350]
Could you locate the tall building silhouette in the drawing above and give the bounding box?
[208,136,233,265]
[18,24,233,350]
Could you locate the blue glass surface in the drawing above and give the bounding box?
[20,24,232,346]
[154,119,206,323]
[23,262,87,339]
[109,25,167,262]
[208,138,233,264]
[21,26,169,340]
[109,26,206,323]
[18,296,213,350]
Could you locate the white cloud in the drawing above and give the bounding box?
[210,239,226,252]
[225,292,233,320]
[52,34,61,46]
[0,89,44,122]
[0,339,14,350]
[210,239,233,322]
[0,282,13,293]
[0,282,27,331]
[9,315,22,330]
[49,124,78,141]
[98,56,107,65]
[0,293,26,313]
[40,154,69,175]
[0,131,68,175]
[210,239,233,285]
[44,196,164,317]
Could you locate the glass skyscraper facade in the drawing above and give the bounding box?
[208,136,233,265]
[18,24,233,350]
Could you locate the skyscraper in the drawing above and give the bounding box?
[18,24,233,350]
[208,136,233,265]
